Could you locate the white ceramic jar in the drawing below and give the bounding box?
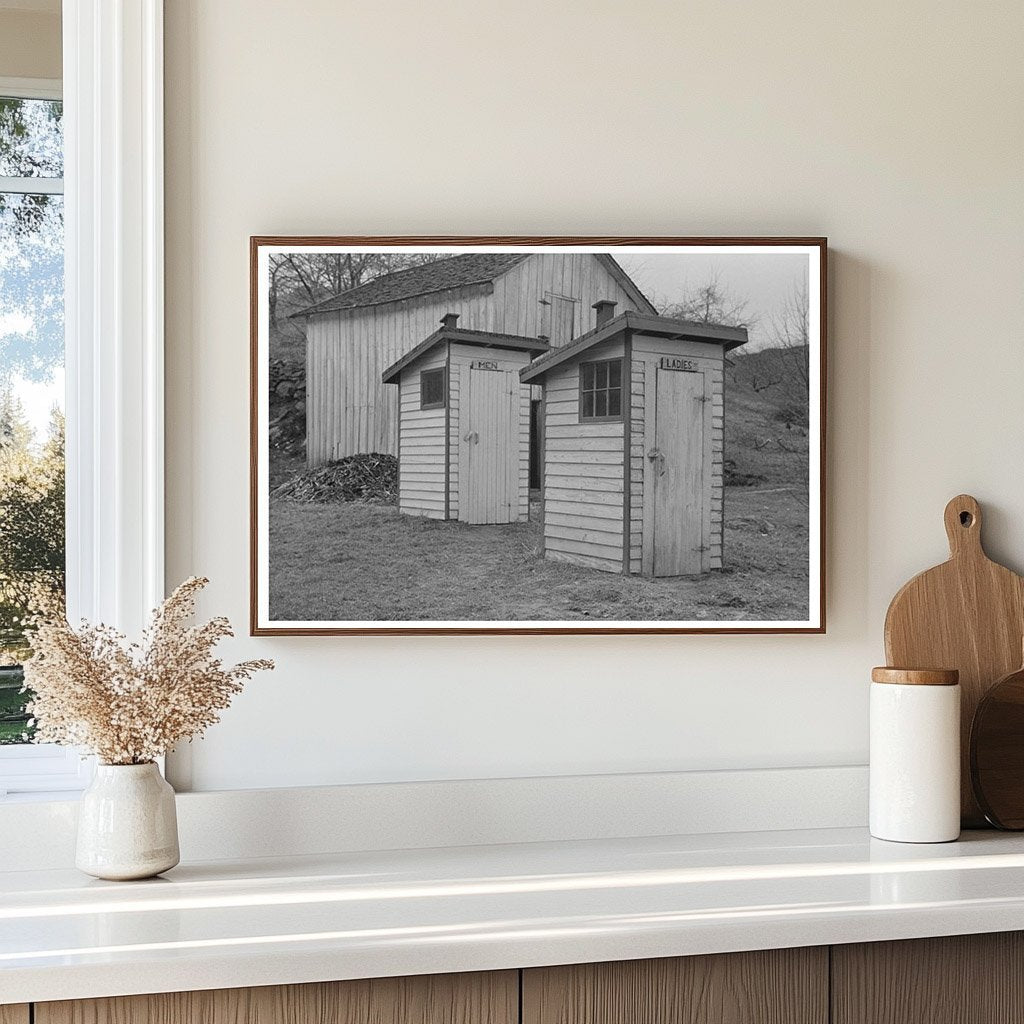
[870,667,961,843]
[76,762,180,880]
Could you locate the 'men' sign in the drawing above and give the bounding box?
[472,360,500,371]
[660,356,698,372]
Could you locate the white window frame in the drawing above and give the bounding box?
[0,74,84,795]
[0,0,165,798]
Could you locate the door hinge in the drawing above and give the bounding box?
[693,545,710,553]
[694,395,711,404]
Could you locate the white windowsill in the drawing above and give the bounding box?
[0,745,94,799]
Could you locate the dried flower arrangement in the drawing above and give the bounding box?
[23,577,273,765]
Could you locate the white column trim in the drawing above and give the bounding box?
[63,0,164,635]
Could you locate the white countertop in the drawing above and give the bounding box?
[4,826,1024,1005]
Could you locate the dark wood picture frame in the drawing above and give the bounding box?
[250,236,827,636]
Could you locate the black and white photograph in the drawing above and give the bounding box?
[251,238,825,634]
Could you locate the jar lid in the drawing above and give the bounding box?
[871,667,959,686]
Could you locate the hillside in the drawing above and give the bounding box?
[723,345,810,489]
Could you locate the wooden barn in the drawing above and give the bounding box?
[521,302,748,576]
[381,314,548,523]
[293,253,656,466]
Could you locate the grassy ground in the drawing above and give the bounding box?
[269,485,808,623]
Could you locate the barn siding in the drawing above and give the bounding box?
[542,338,625,573]
[397,348,448,519]
[493,252,645,341]
[631,335,725,573]
[448,343,532,523]
[306,254,648,466]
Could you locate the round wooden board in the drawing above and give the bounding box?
[971,664,1024,830]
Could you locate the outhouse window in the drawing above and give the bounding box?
[580,358,623,421]
[420,367,446,410]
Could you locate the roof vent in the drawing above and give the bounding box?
[592,300,617,329]
[440,312,459,329]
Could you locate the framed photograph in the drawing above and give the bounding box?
[250,237,826,635]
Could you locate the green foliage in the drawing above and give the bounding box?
[0,664,30,743]
[0,393,65,664]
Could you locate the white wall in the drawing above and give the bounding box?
[164,0,1024,791]
[0,5,61,81]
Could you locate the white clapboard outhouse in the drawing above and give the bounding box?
[382,314,549,524]
[521,301,748,576]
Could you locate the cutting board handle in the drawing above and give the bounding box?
[944,493,983,558]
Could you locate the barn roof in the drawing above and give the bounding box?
[292,254,530,317]
[291,251,657,318]
[520,312,748,382]
[382,318,550,384]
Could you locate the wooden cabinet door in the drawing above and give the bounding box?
[832,932,1024,1024]
[36,971,517,1024]
[523,949,828,1024]
[0,1007,29,1024]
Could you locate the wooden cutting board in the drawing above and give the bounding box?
[884,494,1024,826]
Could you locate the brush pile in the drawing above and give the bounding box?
[272,453,398,505]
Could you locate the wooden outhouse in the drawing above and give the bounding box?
[382,314,549,524]
[521,302,748,576]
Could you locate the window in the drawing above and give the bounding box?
[580,358,623,421]
[420,367,446,410]
[1,11,166,798]
[0,87,65,751]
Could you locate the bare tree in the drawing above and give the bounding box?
[271,253,447,317]
[769,278,810,399]
[660,269,755,328]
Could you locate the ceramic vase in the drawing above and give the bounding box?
[76,762,180,880]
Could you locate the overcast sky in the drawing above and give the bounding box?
[617,252,808,350]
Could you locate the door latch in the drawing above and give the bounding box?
[647,448,666,476]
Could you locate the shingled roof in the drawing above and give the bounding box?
[291,254,530,317]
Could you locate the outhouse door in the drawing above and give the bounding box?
[651,368,706,576]
[459,366,519,525]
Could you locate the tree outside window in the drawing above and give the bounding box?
[0,94,65,744]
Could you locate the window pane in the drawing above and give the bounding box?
[608,388,621,417]
[608,359,621,388]
[0,98,63,178]
[582,391,594,418]
[421,368,444,407]
[595,361,607,389]
[595,391,607,418]
[582,363,594,390]
[0,181,65,745]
